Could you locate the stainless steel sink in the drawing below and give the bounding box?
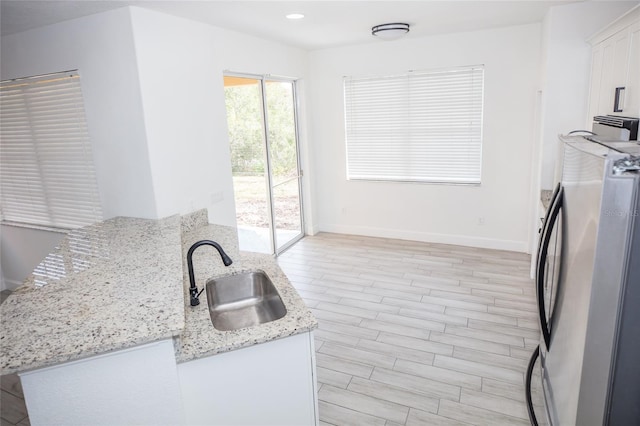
[205,270,287,331]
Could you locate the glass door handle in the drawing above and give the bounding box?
[536,184,563,349]
[271,175,300,189]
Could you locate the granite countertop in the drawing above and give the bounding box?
[541,189,553,210]
[175,222,317,363]
[1,210,317,374]
[0,216,185,375]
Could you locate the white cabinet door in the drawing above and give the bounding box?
[595,31,626,116]
[178,331,318,426]
[588,7,640,119]
[19,340,185,426]
[623,21,640,117]
[588,44,605,123]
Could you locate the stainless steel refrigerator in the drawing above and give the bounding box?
[525,136,640,426]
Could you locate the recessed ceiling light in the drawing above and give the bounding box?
[286,13,305,20]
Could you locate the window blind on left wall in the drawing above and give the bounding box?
[0,70,103,229]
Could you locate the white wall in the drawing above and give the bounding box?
[537,1,639,190]
[0,226,65,291]
[0,8,157,289]
[307,24,542,252]
[0,6,311,288]
[128,7,311,227]
[0,8,158,220]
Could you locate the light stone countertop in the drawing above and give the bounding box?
[0,216,185,375]
[541,189,553,210]
[0,210,317,373]
[175,222,317,363]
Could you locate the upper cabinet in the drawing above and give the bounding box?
[588,6,640,122]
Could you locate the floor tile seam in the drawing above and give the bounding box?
[465,382,529,400]
[409,278,462,287]
[458,390,530,421]
[369,366,463,403]
[311,310,365,325]
[449,347,529,373]
[0,387,24,400]
[336,296,393,308]
[434,353,526,380]
[342,379,414,425]
[443,306,520,324]
[332,294,385,305]
[427,403,477,426]
[359,321,434,339]
[429,291,496,305]
[479,378,529,404]
[316,319,380,337]
[0,416,19,426]
[318,276,376,287]
[391,359,485,392]
[436,399,525,425]
[429,332,514,354]
[355,338,439,366]
[317,400,388,426]
[317,347,397,370]
[419,296,490,313]
[443,324,527,347]
[314,357,375,380]
[318,384,410,423]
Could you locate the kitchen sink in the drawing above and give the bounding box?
[205,270,287,331]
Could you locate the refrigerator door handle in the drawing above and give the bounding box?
[536,183,562,269]
[526,345,540,426]
[536,184,564,349]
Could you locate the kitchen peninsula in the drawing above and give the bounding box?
[0,210,318,425]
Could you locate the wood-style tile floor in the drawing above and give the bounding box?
[0,233,541,425]
[277,233,541,426]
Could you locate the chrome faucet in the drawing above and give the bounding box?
[187,240,233,306]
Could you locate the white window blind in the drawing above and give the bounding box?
[344,66,484,184]
[0,70,103,229]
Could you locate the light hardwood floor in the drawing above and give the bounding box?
[277,233,541,426]
[0,233,541,425]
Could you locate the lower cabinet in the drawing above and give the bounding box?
[17,332,318,425]
[177,331,318,426]
[19,340,184,426]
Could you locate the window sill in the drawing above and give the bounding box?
[0,221,71,234]
[347,178,482,186]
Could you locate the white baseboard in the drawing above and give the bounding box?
[306,224,320,236]
[318,224,529,253]
[1,278,23,292]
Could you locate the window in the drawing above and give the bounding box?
[344,66,484,184]
[0,70,102,229]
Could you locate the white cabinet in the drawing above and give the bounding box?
[625,21,640,117]
[177,331,318,425]
[588,6,640,121]
[19,340,185,426]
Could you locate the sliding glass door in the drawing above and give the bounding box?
[223,74,304,255]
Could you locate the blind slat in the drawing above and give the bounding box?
[0,71,103,229]
[344,66,484,184]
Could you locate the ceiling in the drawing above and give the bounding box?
[1,0,582,50]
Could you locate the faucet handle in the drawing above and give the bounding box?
[189,288,200,306]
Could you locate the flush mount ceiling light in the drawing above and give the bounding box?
[286,13,305,20]
[371,23,410,41]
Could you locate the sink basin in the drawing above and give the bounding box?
[205,270,287,331]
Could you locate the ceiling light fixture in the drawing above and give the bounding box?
[286,13,305,20]
[371,23,410,41]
